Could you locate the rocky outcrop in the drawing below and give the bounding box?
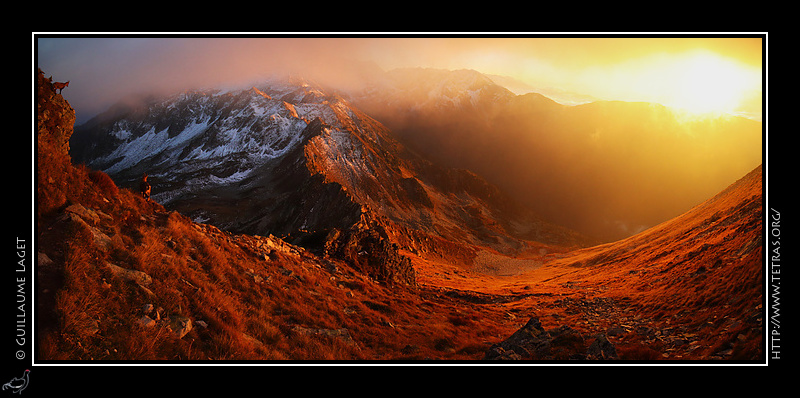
[37,69,76,158]
[55,203,115,248]
[323,214,416,287]
[484,317,618,361]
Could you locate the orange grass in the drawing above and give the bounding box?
[36,69,763,362]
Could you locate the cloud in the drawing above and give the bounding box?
[36,36,763,123]
[37,37,382,122]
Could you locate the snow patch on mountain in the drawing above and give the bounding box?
[73,72,596,253]
[312,126,367,188]
[94,88,326,177]
[103,119,211,174]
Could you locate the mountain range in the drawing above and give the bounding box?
[71,73,591,265]
[72,67,762,246]
[348,67,763,241]
[36,66,765,364]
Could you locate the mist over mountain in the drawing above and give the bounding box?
[349,67,763,242]
[486,73,602,105]
[38,64,765,365]
[71,74,588,269]
[73,67,763,244]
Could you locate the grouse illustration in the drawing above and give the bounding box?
[2,369,29,394]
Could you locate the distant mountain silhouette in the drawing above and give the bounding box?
[351,68,762,242]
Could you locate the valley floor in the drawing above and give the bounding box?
[412,244,762,361]
[34,69,763,366]
[35,175,764,363]
[408,166,764,362]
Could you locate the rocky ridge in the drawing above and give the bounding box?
[71,74,590,271]
[36,67,764,363]
[37,68,603,361]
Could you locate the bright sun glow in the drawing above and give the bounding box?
[573,50,762,118]
[599,51,759,119]
[658,52,760,115]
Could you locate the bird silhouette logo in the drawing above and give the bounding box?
[2,370,29,394]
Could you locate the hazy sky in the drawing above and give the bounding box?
[35,34,765,123]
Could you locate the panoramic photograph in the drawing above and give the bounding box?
[24,33,772,386]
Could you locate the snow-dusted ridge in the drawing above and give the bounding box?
[71,70,594,249]
[84,78,364,201]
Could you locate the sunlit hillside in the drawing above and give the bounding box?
[354,70,762,242]
[36,69,537,361]
[36,67,763,363]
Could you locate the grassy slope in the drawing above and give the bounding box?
[36,68,763,362]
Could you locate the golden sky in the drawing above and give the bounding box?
[37,35,764,121]
[357,37,763,116]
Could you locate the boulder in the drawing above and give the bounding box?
[137,315,157,328]
[484,317,619,361]
[166,316,193,339]
[106,262,153,286]
[587,334,619,360]
[323,221,416,287]
[57,206,113,248]
[64,203,100,225]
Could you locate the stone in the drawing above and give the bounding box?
[484,317,549,360]
[166,316,193,339]
[323,224,416,287]
[64,203,100,225]
[587,334,619,360]
[37,252,54,267]
[291,326,356,345]
[58,209,112,248]
[485,317,619,361]
[106,262,153,286]
[137,316,157,328]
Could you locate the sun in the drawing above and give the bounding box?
[655,51,761,116]
[564,47,762,119]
